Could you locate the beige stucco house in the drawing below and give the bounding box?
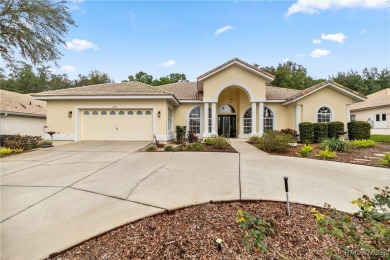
[33,58,366,141]
[0,90,47,137]
[350,89,390,135]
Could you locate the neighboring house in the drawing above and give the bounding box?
[33,58,366,142]
[350,88,390,135]
[0,89,47,137]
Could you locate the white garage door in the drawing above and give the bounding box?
[80,109,153,141]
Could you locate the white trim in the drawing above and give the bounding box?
[75,105,157,141]
[0,111,46,118]
[211,102,217,135]
[264,100,286,103]
[263,105,276,132]
[45,134,75,141]
[198,61,274,82]
[203,102,209,136]
[259,102,264,135]
[295,105,302,132]
[187,105,202,136]
[315,104,333,123]
[283,83,365,105]
[251,102,257,134]
[241,105,252,136]
[179,100,203,103]
[167,105,174,136]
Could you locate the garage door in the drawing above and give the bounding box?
[80,109,153,141]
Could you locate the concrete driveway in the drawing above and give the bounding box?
[1,140,389,259]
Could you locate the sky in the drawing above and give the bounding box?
[52,0,390,82]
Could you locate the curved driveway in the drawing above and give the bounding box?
[1,140,389,259]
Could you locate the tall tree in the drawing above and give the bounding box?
[124,72,187,86]
[74,70,112,87]
[0,0,76,67]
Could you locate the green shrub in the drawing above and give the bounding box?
[175,145,187,151]
[164,145,173,151]
[370,135,390,143]
[237,210,274,252]
[280,128,298,137]
[319,138,354,152]
[313,123,328,143]
[352,139,377,148]
[13,148,24,153]
[205,136,230,149]
[379,153,390,166]
[317,146,337,160]
[248,135,262,144]
[257,130,295,153]
[348,121,371,140]
[204,137,216,146]
[146,145,157,152]
[299,144,313,157]
[0,147,12,156]
[175,125,186,143]
[3,134,42,150]
[327,121,344,138]
[187,143,204,151]
[299,122,314,143]
[39,140,53,147]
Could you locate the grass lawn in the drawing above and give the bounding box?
[370,134,390,143]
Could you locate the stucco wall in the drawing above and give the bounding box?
[0,115,46,137]
[202,65,267,101]
[351,106,390,133]
[298,87,353,130]
[46,99,168,140]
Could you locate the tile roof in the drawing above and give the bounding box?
[0,90,46,116]
[32,82,172,97]
[197,58,275,81]
[350,88,390,111]
[266,86,301,100]
[284,80,366,103]
[156,82,202,100]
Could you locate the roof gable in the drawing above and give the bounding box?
[350,88,390,110]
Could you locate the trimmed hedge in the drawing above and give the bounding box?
[348,121,371,140]
[299,122,314,143]
[313,123,328,143]
[327,121,344,138]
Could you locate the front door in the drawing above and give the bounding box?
[218,115,236,137]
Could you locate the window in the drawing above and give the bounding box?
[128,111,133,115]
[137,111,142,115]
[189,106,201,134]
[382,114,387,121]
[101,111,107,115]
[243,108,252,134]
[350,115,356,122]
[119,111,125,115]
[110,111,116,115]
[168,108,173,131]
[208,108,212,133]
[317,107,331,123]
[263,107,274,133]
[92,111,98,115]
[376,114,380,121]
[83,111,89,115]
[145,111,152,115]
[376,113,387,122]
[218,104,235,114]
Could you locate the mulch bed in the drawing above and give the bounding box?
[49,201,364,260]
[249,142,390,168]
[138,143,238,153]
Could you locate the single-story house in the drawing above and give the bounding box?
[0,89,47,137]
[33,58,366,142]
[350,88,390,135]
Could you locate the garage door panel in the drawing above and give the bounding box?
[80,109,153,141]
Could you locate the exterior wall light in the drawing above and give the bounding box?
[157,111,161,118]
[68,111,73,118]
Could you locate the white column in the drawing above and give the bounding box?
[211,102,217,135]
[346,104,351,123]
[203,102,209,136]
[295,105,302,133]
[251,102,257,135]
[259,102,264,135]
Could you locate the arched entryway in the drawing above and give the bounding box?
[218,104,236,137]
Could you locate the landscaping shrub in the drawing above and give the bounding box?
[319,138,354,152]
[327,121,344,138]
[299,144,313,157]
[39,140,53,147]
[13,148,24,153]
[204,136,230,149]
[352,139,377,148]
[3,134,42,150]
[257,130,295,153]
[164,145,173,151]
[188,130,198,143]
[348,121,371,140]
[175,145,187,151]
[280,128,298,137]
[248,135,262,144]
[0,147,12,156]
[313,123,328,143]
[146,146,157,152]
[317,146,337,160]
[175,125,186,144]
[187,143,204,151]
[299,122,314,143]
[379,153,390,166]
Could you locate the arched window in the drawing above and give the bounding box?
[263,107,274,133]
[317,107,331,123]
[145,111,151,115]
[137,111,142,115]
[83,111,89,115]
[110,111,116,115]
[189,106,201,134]
[92,111,98,115]
[218,104,235,114]
[128,111,133,115]
[119,111,125,115]
[101,111,107,115]
[243,108,252,134]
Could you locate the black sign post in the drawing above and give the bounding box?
[284,176,291,217]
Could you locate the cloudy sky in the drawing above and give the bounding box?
[57,0,389,82]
